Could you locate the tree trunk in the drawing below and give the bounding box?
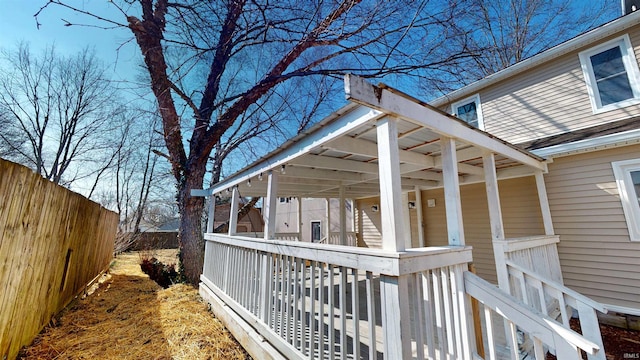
[177,164,206,285]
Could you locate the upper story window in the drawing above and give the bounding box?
[451,94,484,130]
[579,34,640,113]
[612,159,640,241]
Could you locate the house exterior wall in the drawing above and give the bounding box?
[356,177,545,284]
[439,26,640,145]
[275,198,354,242]
[544,144,640,310]
[421,177,545,284]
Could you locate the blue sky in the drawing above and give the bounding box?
[0,1,141,82]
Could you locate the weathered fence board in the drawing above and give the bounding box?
[0,159,118,360]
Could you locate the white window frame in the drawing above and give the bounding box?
[579,34,640,114]
[451,94,485,130]
[612,158,640,241]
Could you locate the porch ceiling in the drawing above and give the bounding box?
[202,77,546,200]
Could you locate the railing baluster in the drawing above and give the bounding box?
[366,271,376,360]
[432,269,446,358]
[293,257,301,348]
[423,271,436,359]
[309,261,317,360]
[440,267,455,358]
[328,264,335,358]
[483,306,496,360]
[319,263,326,360]
[339,266,348,360]
[300,259,307,355]
[413,272,425,359]
[351,268,360,360]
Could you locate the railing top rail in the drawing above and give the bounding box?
[205,233,472,275]
[505,259,608,313]
[464,271,600,356]
[493,234,560,252]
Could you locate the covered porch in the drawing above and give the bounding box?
[193,76,607,359]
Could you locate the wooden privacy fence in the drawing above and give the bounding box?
[0,159,118,360]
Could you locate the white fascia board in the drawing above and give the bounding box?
[531,128,640,158]
[430,11,640,108]
[202,105,383,197]
[345,75,546,172]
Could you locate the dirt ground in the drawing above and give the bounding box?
[19,250,249,360]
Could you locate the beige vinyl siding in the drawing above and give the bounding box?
[356,197,382,248]
[545,144,640,309]
[422,177,544,284]
[443,27,640,145]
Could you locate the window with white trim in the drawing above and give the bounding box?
[451,94,484,129]
[612,159,640,241]
[579,34,640,113]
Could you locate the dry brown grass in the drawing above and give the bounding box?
[19,249,249,360]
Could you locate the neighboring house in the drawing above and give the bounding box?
[417,9,640,317]
[274,197,354,243]
[213,202,264,233]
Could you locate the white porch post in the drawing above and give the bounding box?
[264,171,279,240]
[376,117,411,359]
[441,136,465,246]
[401,192,412,249]
[484,152,519,359]
[325,198,331,243]
[483,153,509,289]
[207,194,216,233]
[534,171,554,236]
[297,197,303,241]
[228,187,240,236]
[339,186,347,245]
[415,186,425,247]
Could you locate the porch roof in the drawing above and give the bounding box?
[199,76,546,200]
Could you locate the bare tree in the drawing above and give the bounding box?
[39,0,475,284]
[0,43,126,186]
[449,0,618,83]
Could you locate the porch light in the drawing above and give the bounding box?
[258,172,263,181]
[247,179,252,187]
[280,164,286,174]
[371,204,379,212]
[408,201,416,209]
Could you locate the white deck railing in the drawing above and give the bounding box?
[465,272,601,360]
[493,235,607,360]
[200,233,608,359]
[200,233,474,359]
[318,231,357,246]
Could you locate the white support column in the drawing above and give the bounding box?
[441,136,465,246]
[376,117,406,251]
[228,187,240,236]
[264,171,279,240]
[534,171,554,236]
[325,198,331,243]
[339,186,347,245]
[483,152,509,290]
[207,194,216,233]
[377,117,412,358]
[401,192,412,249]
[297,197,303,241]
[415,186,425,247]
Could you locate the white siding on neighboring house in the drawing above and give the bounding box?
[275,197,354,242]
[441,27,640,145]
[545,144,640,310]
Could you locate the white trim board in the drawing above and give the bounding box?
[531,128,640,158]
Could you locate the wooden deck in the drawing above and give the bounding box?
[199,234,605,360]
